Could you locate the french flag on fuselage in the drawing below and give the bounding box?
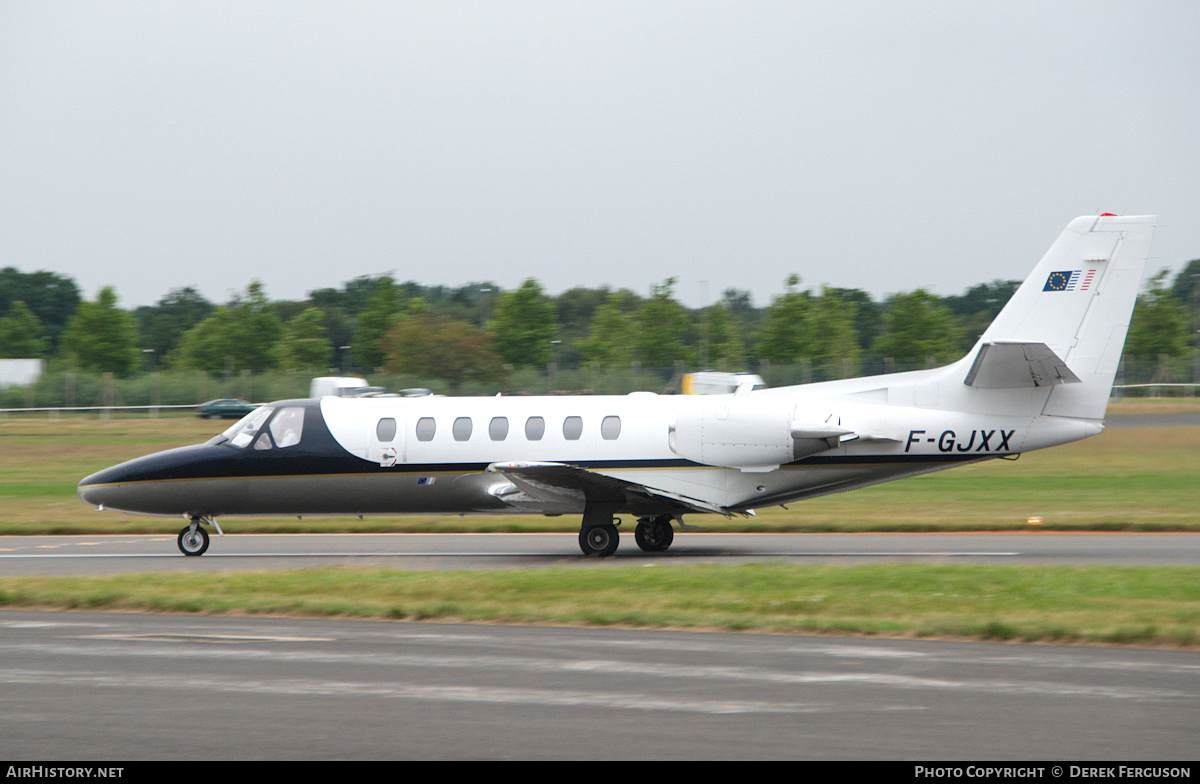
[1043,269,1097,292]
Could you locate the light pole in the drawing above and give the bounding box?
[479,287,493,329]
[551,339,562,391]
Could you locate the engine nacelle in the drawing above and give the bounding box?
[669,398,849,471]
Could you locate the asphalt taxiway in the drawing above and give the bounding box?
[1,609,1197,760]
[2,531,1196,759]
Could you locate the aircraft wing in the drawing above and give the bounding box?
[486,461,733,517]
[963,341,1082,389]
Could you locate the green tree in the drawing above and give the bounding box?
[636,278,692,367]
[821,287,881,353]
[62,287,141,376]
[873,289,959,366]
[1125,269,1191,360]
[753,278,861,375]
[1171,259,1200,307]
[489,279,557,368]
[353,276,405,370]
[808,287,861,374]
[755,275,813,363]
[0,268,80,353]
[134,287,214,361]
[554,286,624,366]
[0,301,47,358]
[720,288,758,327]
[311,274,399,360]
[579,291,639,367]
[234,281,284,372]
[171,309,240,375]
[1171,259,1200,353]
[943,280,1020,353]
[383,311,506,391]
[699,302,746,370]
[172,281,283,374]
[279,307,332,369]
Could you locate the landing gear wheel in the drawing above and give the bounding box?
[579,524,619,557]
[178,524,209,556]
[634,517,674,552]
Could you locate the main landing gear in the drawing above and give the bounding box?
[579,522,620,557]
[578,511,676,557]
[634,516,674,552]
[178,515,220,556]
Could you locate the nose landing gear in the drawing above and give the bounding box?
[177,515,220,556]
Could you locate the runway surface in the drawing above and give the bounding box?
[1,609,1197,760]
[0,531,1196,574]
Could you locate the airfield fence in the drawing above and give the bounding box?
[0,357,1196,417]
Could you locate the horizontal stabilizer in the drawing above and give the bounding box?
[963,341,1081,389]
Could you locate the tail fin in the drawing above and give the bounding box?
[969,214,1156,420]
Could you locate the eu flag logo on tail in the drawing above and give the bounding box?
[1043,270,1097,292]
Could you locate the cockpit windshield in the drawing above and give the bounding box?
[216,405,307,450]
[221,406,274,448]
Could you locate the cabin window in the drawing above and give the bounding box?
[563,416,583,441]
[489,416,508,441]
[601,415,621,440]
[415,417,436,442]
[376,417,397,442]
[525,416,545,441]
[268,406,305,448]
[453,416,473,441]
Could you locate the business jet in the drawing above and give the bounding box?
[78,214,1156,557]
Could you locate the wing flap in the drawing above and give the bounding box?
[486,461,731,516]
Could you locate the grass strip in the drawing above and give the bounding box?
[2,563,1197,647]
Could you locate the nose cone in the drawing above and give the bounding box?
[77,461,139,511]
[78,444,226,516]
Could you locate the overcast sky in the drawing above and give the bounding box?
[2,1,1198,311]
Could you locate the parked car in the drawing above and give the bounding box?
[195,398,258,419]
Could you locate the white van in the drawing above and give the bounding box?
[309,377,370,398]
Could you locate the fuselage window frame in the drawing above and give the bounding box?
[489,416,509,441]
[376,417,397,442]
[525,416,545,441]
[415,417,436,442]
[601,415,621,440]
[563,416,583,441]
[453,416,473,442]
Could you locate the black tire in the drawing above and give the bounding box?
[634,518,674,552]
[579,524,619,557]
[178,525,209,556]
